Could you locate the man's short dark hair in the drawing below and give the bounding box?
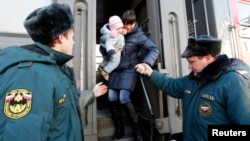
[122,10,136,24]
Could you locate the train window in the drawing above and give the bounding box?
[238,1,250,24]
[0,0,51,34]
[238,1,250,38]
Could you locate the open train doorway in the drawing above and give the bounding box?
[95,0,167,140]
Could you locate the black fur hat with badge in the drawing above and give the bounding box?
[181,34,222,58]
[23,3,74,45]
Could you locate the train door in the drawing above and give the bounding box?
[158,0,189,138]
[72,0,99,140]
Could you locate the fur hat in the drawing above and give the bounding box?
[23,3,74,44]
[181,35,222,58]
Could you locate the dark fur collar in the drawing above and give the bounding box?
[189,55,231,81]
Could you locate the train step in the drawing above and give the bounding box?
[97,109,134,141]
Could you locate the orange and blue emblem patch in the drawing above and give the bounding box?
[4,89,32,119]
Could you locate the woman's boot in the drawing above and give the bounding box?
[122,102,143,141]
[110,101,125,140]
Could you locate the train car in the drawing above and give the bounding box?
[0,0,249,141]
[186,0,250,65]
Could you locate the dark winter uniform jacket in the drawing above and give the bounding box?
[0,42,95,141]
[108,22,159,91]
[149,55,250,141]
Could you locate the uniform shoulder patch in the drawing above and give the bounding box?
[4,89,32,119]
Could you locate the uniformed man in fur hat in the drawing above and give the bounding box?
[0,3,107,141]
[135,34,250,141]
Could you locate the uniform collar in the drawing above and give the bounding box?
[35,42,73,65]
